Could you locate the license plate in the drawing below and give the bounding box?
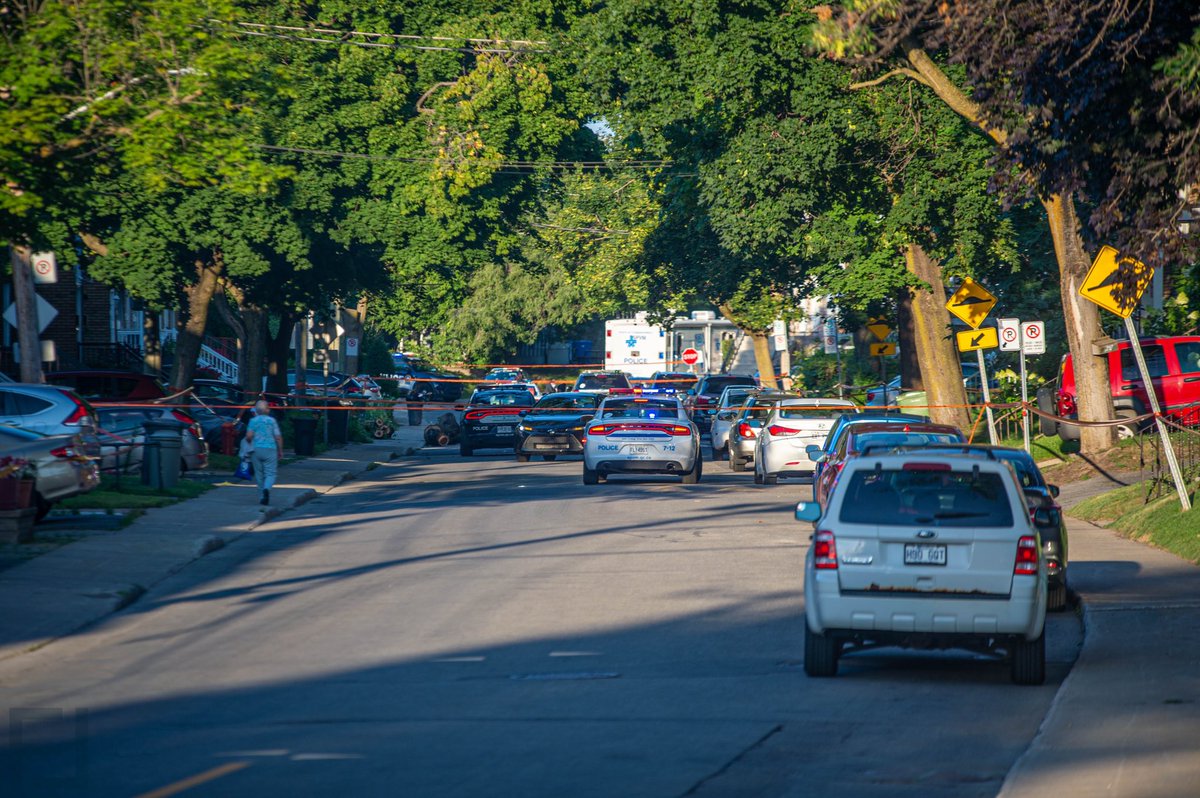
[535,443,557,449]
[493,426,513,434]
[904,543,947,566]
[623,445,652,455]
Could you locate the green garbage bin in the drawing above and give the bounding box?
[291,415,318,456]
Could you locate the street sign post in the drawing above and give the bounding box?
[945,278,997,329]
[955,328,999,444]
[1080,246,1188,509]
[997,317,1020,352]
[1080,245,1154,318]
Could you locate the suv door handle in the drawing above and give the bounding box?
[1185,376,1200,383]
[1120,384,1137,390]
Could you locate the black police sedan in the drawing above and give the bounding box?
[460,388,536,456]
[514,392,602,461]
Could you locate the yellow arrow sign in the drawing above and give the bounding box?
[866,318,891,341]
[1080,245,1154,318]
[945,278,997,329]
[956,327,998,353]
[869,342,897,356]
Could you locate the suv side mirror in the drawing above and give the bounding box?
[806,444,823,462]
[795,502,821,523]
[1048,484,1060,498]
[1033,508,1055,527]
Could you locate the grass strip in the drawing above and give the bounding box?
[58,477,213,511]
[1071,482,1200,564]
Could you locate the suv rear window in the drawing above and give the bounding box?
[839,469,1015,527]
[778,407,848,420]
[576,373,630,390]
[701,376,755,395]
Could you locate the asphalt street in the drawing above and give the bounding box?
[0,449,1082,797]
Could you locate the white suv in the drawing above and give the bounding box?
[795,451,1048,684]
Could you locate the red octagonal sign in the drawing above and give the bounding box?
[681,348,700,365]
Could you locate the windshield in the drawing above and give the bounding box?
[778,406,850,420]
[701,376,756,395]
[719,389,755,408]
[533,395,599,410]
[471,391,533,407]
[576,373,630,390]
[851,431,964,453]
[651,374,697,389]
[839,469,1014,527]
[600,400,680,420]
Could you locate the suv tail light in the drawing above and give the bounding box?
[171,410,203,439]
[1013,536,1039,575]
[1057,393,1076,416]
[63,399,90,426]
[49,445,77,458]
[767,424,800,437]
[737,421,757,438]
[813,530,838,570]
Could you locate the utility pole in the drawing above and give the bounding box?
[9,245,44,383]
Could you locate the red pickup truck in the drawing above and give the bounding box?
[1045,335,1200,440]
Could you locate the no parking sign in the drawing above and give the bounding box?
[1021,321,1045,354]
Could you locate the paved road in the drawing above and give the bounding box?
[0,451,1081,797]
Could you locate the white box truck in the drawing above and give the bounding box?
[604,316,665,378]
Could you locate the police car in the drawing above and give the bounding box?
[582,393,702,484]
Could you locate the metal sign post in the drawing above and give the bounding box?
[1018,326,1030,453]
[1123,316,1191,510]
[975,349,998,444]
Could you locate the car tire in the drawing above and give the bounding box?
[1048,581,1068,612]
[804,620,839,677]
[459,443,473,457]
[764,474,778,485]
[753,468,764,484]
[681,457,701,484]
[1115,409,1141,440]
[515,453,530,462]
[1036,384,1059,437]
[729,455,747,472]
[583,465,599,485]
[543,455,557,462]
[1010,631,1046,685]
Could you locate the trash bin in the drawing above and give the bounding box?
[327,406,349,444]
[141,418,184,489]
[291,415,318,456]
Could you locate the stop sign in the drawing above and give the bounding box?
[681,348,700,365]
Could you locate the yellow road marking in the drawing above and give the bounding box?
[133,761,250,798]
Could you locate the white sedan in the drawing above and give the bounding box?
[754,398,858,484]
[582,395,701,484]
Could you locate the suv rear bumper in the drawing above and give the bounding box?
[805,570,1045,640]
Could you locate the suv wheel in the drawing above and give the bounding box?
[1048,581,1068,612]
[1010,632,1046,685]
[1036,383,1059,437]
[1115,409,1140,440]
[804,620,840,677]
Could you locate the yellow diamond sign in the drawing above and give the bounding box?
[956,327,998,353]
[866,318,891,341]
[1080,245,1154,318]
[945,278,997,329]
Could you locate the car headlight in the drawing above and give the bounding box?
[519,424,533,432]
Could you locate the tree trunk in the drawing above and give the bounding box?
[342,296,368,376]
[265,310,297,396]
[1043,193,1117,451]
[142,310,162,375]
[905,244,972,431]
[896,288,922,390]
[9,245,44,383]
[169,259,222,391]
[751,331,778,389]
[895,45,1115,451]
[241,306,267,398]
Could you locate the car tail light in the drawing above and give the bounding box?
[866,390,877,402]
[63,399,90,426]
[737,422,757,438]
[668,425,691,436]
[171,410,203,439]
[49,445,76,458]
[1013,536,1039,575]
[588,424,612,435]
[813,530,838,570]
[767,424,800,437]
[1057,393,1076,416]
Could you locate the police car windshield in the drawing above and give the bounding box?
[472,391,533,407]
[576,374,629,390]
[600,400,680,420]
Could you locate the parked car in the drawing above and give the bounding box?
[864,376,902,407]
[727,391,798,472]
[484,367,527,382]
[795,449,1048,684]
[96,406,209,473]
[710,386,761,460]
[459,388,536,456]
[391,359,463,405]
[812,421,966,506]
[753,398,859,484]
[807,412,930,488]
[0,384,98,438]
[515,392,601,461]
[0,426,100,520]
[44,370,165,402]
[647,371,699,393]
[1050,335,1200,440]
[685,374,759,431]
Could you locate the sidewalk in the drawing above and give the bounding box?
[999,500,1200,796]
[0,425,428,664]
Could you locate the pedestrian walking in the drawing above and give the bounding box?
[244,400,283,505]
